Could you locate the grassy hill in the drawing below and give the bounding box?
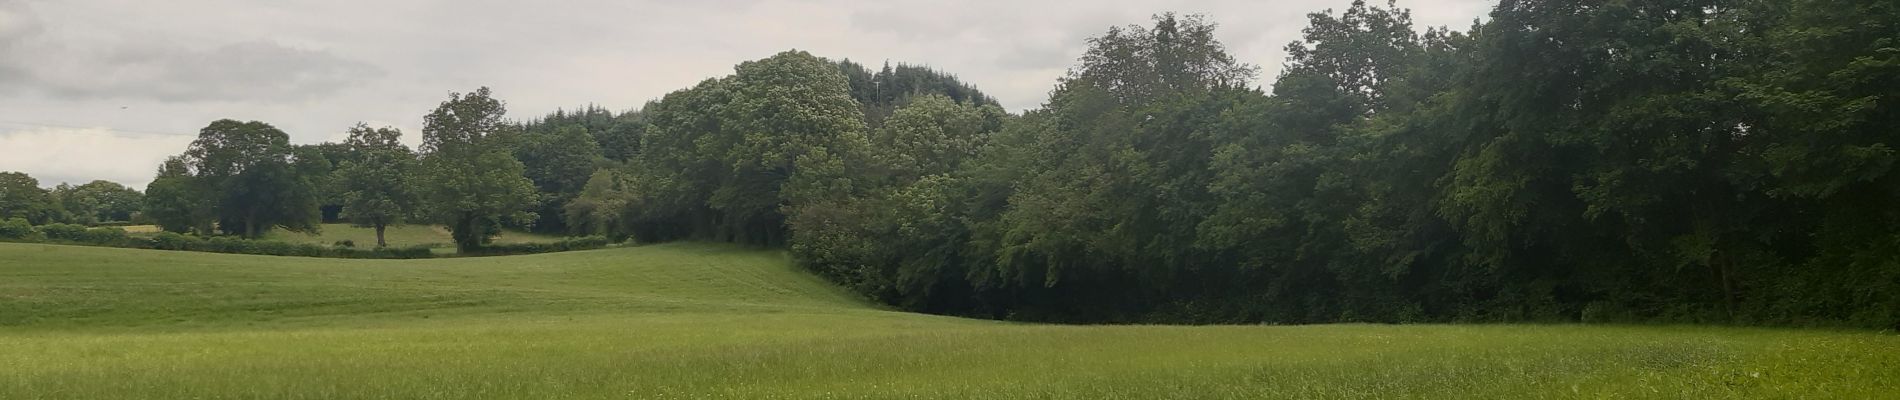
[1,243,1895,398]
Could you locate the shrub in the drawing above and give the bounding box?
[149,232,201,250]
[36,223,89,242]
[0,218,33,240]
[334,244,436,259]
[202,236,254,254]
[76,227,131,246]
[291,243,329,257]
[335,239,356,248]
[251,240,300,256]
[387,245,436,259]
[465,236,613,256]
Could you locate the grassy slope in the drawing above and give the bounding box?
[1,243,1896,399]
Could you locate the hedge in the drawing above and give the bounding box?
[5,225,432,259]
[460,236,612,256]
[1,222,610,259]
[140,232,435,259]
[0,218,33,240]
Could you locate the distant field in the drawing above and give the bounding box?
[1,242,1895,399]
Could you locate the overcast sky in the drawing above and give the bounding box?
[0,0,1491,189]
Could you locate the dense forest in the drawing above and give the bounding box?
[1,0,1893,327]
[571,0,1897,328]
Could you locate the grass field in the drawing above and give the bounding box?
[1,242,1896,399]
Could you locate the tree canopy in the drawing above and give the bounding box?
[416,87,540,252]
[335,123,419,248]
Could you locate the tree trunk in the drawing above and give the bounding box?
[451,212,479,253]
[245,208,258,238]
[375,223,388,248]
[1714,251,1737,323]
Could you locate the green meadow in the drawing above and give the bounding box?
[1,242,1895,399]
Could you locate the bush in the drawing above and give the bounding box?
[335,239,356,248]
[76,227,131,246]
[149,232,201,250]
[334,244,436,259]
[202,236,254,254]
[36,223,89,242]
[0,218,33,240]
[250,240,298,256]
[465,236,613,256]
[292,243,329,257]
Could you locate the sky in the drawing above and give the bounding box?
[0,0,1492,189]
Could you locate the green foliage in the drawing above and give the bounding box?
[604,50,873,246]
[142,157,213,234]
[335,123,419,248]
[0,171,58,225]
[150,119,325,238]
[148,231,196,250]
[784,3,1899,328]
[0,217,34,240]
[460,235,612,256]
[50,180,143,225]
[35,223,89,242]
[74,226,131,247]
[836,59,998,126]
[513,123,604,234]
[416,87,540,252]
[562,168,636,239]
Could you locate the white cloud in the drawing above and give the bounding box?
[0,127,192,189]
[0,0,382,103]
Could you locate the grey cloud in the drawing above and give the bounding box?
[0,0,37,47]
[0,1,381,103]
[995,43,1077,70]
[0,0,1493,187]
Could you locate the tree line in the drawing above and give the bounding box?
[0,174,142,227]
[0,57,993,253]
[1,0,1891,327]
[566,0,1897,328]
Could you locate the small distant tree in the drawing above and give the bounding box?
[335,123,418,248]
[417,87,538,252]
